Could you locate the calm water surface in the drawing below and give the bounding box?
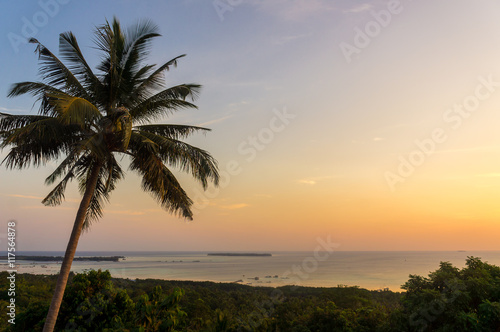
[4,251,499,291]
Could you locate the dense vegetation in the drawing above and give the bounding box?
[1,257,499,331]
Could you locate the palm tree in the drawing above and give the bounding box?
[0,18,219,331]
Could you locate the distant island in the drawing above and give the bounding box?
[207,253,272,257]
[0,255,125,262]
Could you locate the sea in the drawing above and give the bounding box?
[3,251,500,291]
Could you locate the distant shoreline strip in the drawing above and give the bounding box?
[207,253,272,257]
[0,255,124,262]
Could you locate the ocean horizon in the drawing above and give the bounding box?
[4,250,500,291]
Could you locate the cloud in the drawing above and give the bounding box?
[344,3,372,13]
[250,0,335,21]
[274,33,310,45]
[144,208,163,213]
[435,146,500,155]
[228,101,249,108]
[375,121,425,133]
[197,115,233,127]
[219,203,249,210]
[23,205,75,211]
[0,106,26,114]
[373,137,385,141]
[299,180,317,185]
[193,198,249,211]
[297,175,336,185]
[106,210,146,216]
[396,146,500,158]
[2,193,79,203]
[4,194,44,200]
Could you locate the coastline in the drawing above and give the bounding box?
[4,250,500,292]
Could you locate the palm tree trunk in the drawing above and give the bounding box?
[43,164,102,332]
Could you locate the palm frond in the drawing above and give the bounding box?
[77,156,123,229]
[2,139,66,169]
[115,22,161,107]
[121,19,161,74]
[93,18,131,110]
[0,113,52,132]
[44,148,84,185]
[119,64,155,106]
[130,84,201,123]
[133,64,156,82]
[128,137,193,219]
[59,32,103,100]
[93,20,115,99]
[8,81,68,117]
[93,19,114,59]
[80,173,106,228]
[42,169,75,206]
[76,132,111,160]
[134,55,186,94]
[8,81,64,100]
[1,117,81,168]
[28,38,88,97]
[46,92,102,128]
[135,124,210,140]
[124,19,160,57]
[103,155,124,192]
[131,130,219,189]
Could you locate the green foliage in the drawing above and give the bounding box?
[0,272,56,331]
[8,258,500,332]
[1,271,401,332]
[396,256,500,332]
[57,269,135,331]
[135,286,186,331]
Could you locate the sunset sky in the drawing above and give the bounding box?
[2,0,500,252]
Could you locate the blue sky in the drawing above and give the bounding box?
[3,1,500,251]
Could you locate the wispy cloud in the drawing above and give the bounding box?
[250,0,335,21]
[144,208,163,213]
[197,115,233,127]
[106,210,146,216]
[0,106,26,114]
[274,33,310,45]
[2,193,79,203]
[4,194,44,200]
[23,205,75,211]
[435,146,500,155]
[219,203,249,210]
[298,179,317,185]
[375,122,425,133]
[373,137,385,141]
[297,175,336,185]
[195,198,250,210]
[228,101,248,108]
[344,3,372,13]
